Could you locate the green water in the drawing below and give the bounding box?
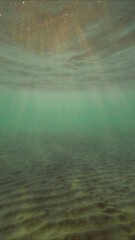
[1,85,135,138]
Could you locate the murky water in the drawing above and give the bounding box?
[0,1,135,240]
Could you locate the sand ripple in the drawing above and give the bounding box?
[0,134,135,240]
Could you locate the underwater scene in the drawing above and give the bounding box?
[0,1,135,240]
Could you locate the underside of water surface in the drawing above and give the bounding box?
[0,1,135,240]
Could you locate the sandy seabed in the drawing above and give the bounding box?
[0,132,135,240]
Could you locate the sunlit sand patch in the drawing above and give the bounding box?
[70,178,81,190]
[8,187,36,224]
[11,226,30,239]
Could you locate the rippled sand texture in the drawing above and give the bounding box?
[0,133,135,240]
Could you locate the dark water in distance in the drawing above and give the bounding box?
[0,1,135,240]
